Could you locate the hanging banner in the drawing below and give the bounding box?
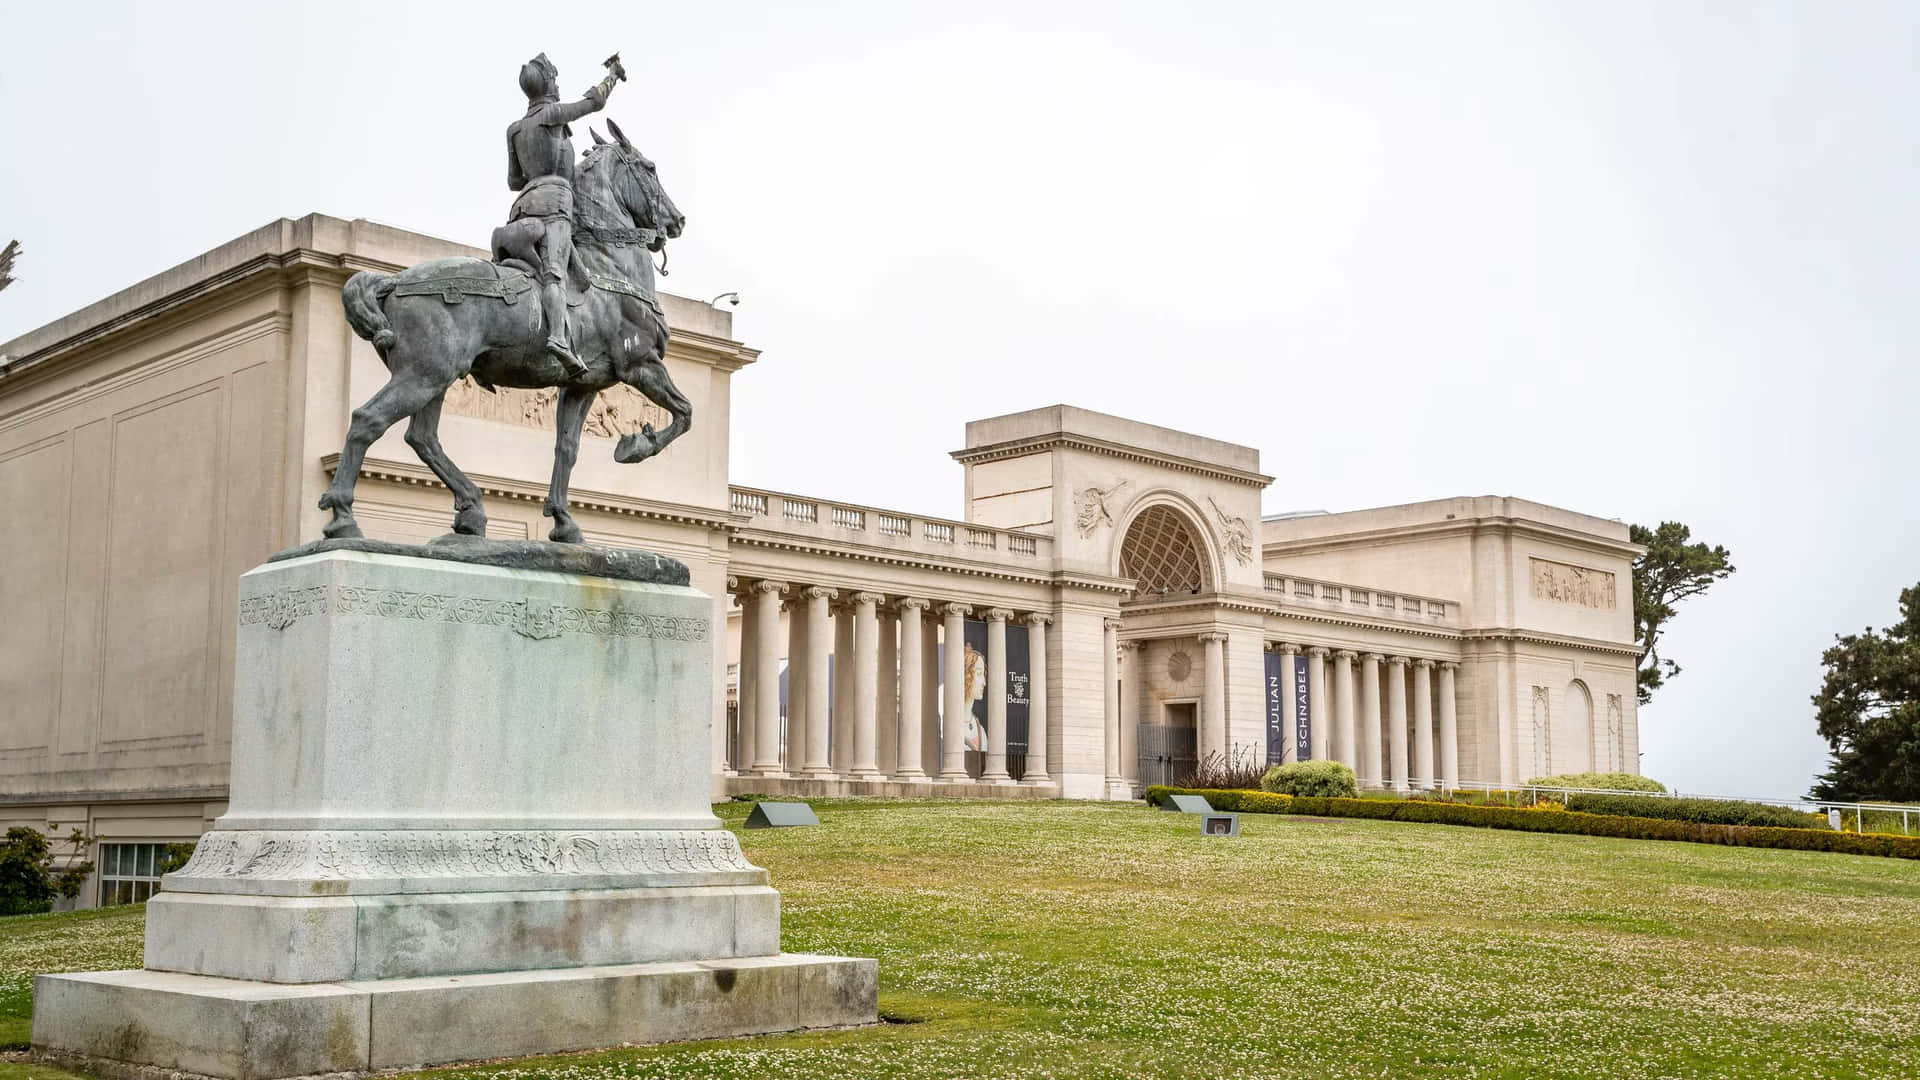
[1264,651,1287,764]
[1293,653,1312,761]
[961,619,1032,755]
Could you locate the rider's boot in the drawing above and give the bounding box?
[540,281,588,380]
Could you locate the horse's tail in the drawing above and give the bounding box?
[341,271,399,360]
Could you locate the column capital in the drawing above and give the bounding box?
[1275,641,1301,653]
[750,579,789,596]
[896,596,932,612]
[1334,649,1357,661]
[1102,617,1122,631]
[1022,612,1051,628]
[803,585,838,602]
[852,591,886,608]
[1197,632,1229,645]
[1441,661,1460,673]
[984,607,1015,623]
[726,575,738,592]
[1414,658,1436,670]
[1120,639,1143,652]
[1307,645,1331,658]
[1362,652,1383,664]
[1387,655,1411,668]
[940,602,972,618]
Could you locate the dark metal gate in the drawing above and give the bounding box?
[1137,723,1197,788]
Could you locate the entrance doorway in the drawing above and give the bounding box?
[1138,702,1198,787]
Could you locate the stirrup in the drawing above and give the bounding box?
[547,339,587,378]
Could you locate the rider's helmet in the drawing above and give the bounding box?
[519,53,559,103]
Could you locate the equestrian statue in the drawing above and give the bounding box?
[321,51,689,544]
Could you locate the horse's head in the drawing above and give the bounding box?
[585,121,684,249]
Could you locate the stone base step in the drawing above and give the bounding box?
[722,774,1058,800]
[33,953,876,1080]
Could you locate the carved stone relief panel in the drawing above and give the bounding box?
[443,379,671,440]
[1531,685,1551,778]
[1606,693,1625,772]
[1530,558,1617,611]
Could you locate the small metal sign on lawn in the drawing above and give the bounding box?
[1199,812,1240,838]
[1162,794,1214,814]
[745,801,819,828]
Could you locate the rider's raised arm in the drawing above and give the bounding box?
[544,74,618,127]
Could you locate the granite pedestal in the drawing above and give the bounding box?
[32,544,875,1078]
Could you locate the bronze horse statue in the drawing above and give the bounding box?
[326,120,687,544]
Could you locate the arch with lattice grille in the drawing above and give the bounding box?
[1116,500,1216,598]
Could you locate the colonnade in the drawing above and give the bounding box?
[732,579,1052,785]
[1269,643,1460,790]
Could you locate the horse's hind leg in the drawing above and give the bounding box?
[317,370,449,539]
[404,394,488,537]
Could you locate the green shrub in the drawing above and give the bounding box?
[1143,787,1920,860]
[1565,794,1823,830]
[1144,787,1293,814]
[1527,771,1667,793]
[0,827,94,916]
[1260,760,1358,799]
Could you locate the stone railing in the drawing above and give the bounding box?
[729,486,1053,565]
[1264,573,1459,627]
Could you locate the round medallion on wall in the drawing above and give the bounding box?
[1167,650,1193,682]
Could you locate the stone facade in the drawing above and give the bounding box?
[0,215,1643,907]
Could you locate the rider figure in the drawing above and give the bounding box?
[506,53,619,379]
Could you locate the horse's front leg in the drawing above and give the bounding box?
[544,385,596,544]
[614,360,693,464]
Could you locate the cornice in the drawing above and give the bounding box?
[1262,515,1644,561]
[1267,608,1467,643]
[951,433,1273,488]
[329,454,733,530]
[726,529,1061,589]
[0,250,354,386]
[1461,626,1643,657]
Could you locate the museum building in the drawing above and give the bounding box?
[0,215,1645,907]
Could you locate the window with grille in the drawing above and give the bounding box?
[1118,505,1211,596]
[99,842,168,906]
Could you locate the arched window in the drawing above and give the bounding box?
[1118,505,1211,597]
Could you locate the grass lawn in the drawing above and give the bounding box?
[4,799,1919,1079]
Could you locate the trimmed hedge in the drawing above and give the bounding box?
[1564,793,1823,830]
[1147,787,1294,815]
[1527,771,1667,793]
[1143,787,1920,860]
[1260,760,1358,798]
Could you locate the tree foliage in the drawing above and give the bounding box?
[0,827,95,915]
[1630,522,1735,705]
[1809,582,1920,803]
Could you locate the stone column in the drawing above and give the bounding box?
[1119,640,1143,785]
[848,593,884,779]
[982,609,1015,782]
[749,580,787,776]
[1333,650,1357,771]
[1278,642,1300,762]
[1413,660,1436,790]
[1103,617,1121,790]
[938,603,971,780]
[1359,653,1383,788]
[785,593,808,773]
[832,602,856,771]
[1307,647,1330,762]
[801,585,836,777]
[921,616,941,778]
[1023,614,1051,784]
[875,604,898,779]
[1199,633,1228,767]
[1439,662,1460,789]
[732,582,753,775]
[1386,656,1410,792]
[893,599,930,780]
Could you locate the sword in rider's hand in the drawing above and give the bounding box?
[602,53,627,83]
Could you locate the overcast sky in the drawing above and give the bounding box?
[4,2,1914,799]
